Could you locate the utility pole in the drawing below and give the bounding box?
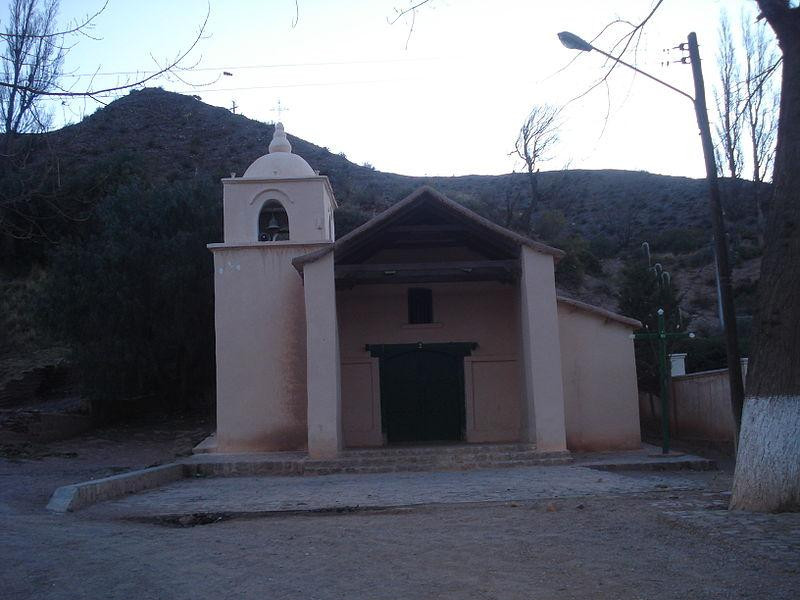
[686,32,744,438]
[557,29,745,441]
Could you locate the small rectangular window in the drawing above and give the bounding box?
[408,288,433,324]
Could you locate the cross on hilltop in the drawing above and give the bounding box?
[271,99,289,121]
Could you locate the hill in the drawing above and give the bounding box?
[0,88,764,392]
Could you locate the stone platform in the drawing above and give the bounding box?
[49,443,716,513]
[83,463,710,522]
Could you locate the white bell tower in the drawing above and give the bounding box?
[220,122,336,245]
[209,123,338,453]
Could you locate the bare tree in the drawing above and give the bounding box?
[0,0,210,242]
[499,188,521,229]
[742,13,779,245]
[602,201,643,250]
[511,104,561,233]
[0,0,209,109]
[0,0,64,136]
[713,11,745,179]
[730,0,800,513]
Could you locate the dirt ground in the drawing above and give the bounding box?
[1,418,798,600]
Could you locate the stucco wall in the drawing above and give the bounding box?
[464,355,521,443]
[340,358,383,447]
[557,304,641,451]
[518,247,567,451]
[337,281,523,446]
[212,244,327,452]
[303,251,342,458]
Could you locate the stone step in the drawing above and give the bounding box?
[303,456,573,476]
[186,450,572,478]
[303,450,546,468]
[188,461,304,478]
[339,443,536,457]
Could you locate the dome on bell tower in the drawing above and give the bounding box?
[243,122,316,179]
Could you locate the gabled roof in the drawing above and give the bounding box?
[292,185,564,272]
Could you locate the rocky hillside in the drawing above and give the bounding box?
[4,87,764,333]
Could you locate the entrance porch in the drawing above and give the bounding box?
[294,187,569,458]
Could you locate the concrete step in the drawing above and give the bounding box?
[185,446,573,478]
[303,456,572,476]
[304,450,545,468]
[338,443,536,457]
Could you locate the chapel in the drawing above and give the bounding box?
[207,123,642,458]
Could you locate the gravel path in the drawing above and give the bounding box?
[87,465,705,518]
[1,421,799,600]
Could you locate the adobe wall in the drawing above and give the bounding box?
[211,243,327,452]
[518,247,567,451]
[337,281,523,446]
[666,368,742,443]
[557,304,641,451]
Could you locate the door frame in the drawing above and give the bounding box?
[365,342,477,443]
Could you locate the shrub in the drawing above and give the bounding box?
[617,250,686,393]
[554,251,584,288]
[534,209,566,243]
[735,242,762,261]
[691,294,716,310]
[37,180,221,416]
[686,246,714,267]
[554,234,603,288]
[733,278,760,313]
[334,206,371,237]
[589,235,620,259]
[672,329,750,373]
[651,227,709,254]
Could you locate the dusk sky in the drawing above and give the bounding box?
[22,1,770,179]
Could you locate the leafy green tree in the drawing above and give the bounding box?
[334,206,370,237]
[535,210,602,289]
[37,179,220,416]
[535,209,566,242]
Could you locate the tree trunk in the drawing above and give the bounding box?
[753,181,766,248]
[751,121,766,247]
[520,167,539,234]
[732,397,800,511]
[730,8,800,512]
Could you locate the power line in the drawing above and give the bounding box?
[92,76,427,97]
[63,56,444,79]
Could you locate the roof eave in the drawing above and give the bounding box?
[556,295,642,329]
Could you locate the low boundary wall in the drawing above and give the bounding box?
[639,361,746,445]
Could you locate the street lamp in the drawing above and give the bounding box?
[557,31,694,101]
[557,31,593,52]
[558,30,745,441]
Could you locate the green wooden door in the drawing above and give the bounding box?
[367,343,475,444]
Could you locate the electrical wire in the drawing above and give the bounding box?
[63,56,444,79]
